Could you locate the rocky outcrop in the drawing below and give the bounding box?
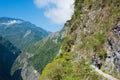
[11,52,40,80]
[105,22,120,74]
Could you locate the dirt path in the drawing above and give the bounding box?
[91,65,118,80]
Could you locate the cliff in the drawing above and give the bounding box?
[40,0,120,80]
[0,37,21,80]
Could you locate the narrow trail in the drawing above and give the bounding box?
[91,65,118,80]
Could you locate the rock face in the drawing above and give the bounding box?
[105,22,120,73]
[0,37,21,80]
[0,17,50,50]
[11,52,40,80]
[40,0,120,79]
[21,66,39,80]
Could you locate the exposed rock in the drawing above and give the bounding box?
[11,52,40,80]
[105,22,120,74]
[23,30,31,38]
[21,64,40,80]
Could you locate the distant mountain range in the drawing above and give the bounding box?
[0,17,51,50]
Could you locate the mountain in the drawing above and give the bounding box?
[11,29,66,80]
[0,17,50,50]
[3,0,120,80]
[40,0,120,80]
[0,36,21,80]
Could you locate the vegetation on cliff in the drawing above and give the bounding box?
[40,0,120,80]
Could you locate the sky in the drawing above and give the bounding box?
[0,0,74,32]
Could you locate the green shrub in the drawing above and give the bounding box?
[71,24,78,32]
[86,33,105,51]
[40,58,66,80]
[95,33,105,44]
[61,37,75,52]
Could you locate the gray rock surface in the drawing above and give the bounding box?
[11,52,40,80]
[105,22,120,74]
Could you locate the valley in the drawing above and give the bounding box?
[0,0,120,80]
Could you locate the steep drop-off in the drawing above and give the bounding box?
[40,0,120,80]
[0,37,21,80]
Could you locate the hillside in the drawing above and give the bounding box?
[27,29,66,73]
[0,36,21,80]
[40,0,120,80]
[11,29,66,80]
[0,17,50,50]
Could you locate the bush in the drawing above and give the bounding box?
[40,58,66,80]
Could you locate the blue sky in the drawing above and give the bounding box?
[0,0,74,32]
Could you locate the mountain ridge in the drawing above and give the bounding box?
[0,17,51,50]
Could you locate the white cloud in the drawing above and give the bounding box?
[34,0,74,24]
[34,0,50,8]
[1,20,23,26]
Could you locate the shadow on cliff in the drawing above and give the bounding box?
[0,37,22,80]
[12,69,23,80]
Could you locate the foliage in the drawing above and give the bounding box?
[85,33,105,52]
[27,38,61,73]
[74,0,84,20]
[61,37,74,52]
[40,52,105,80]
[84,0,91,4]
[40,0,120,79]
[70,24,78,32]
[40,58,66,80]
[26,31,64,73]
